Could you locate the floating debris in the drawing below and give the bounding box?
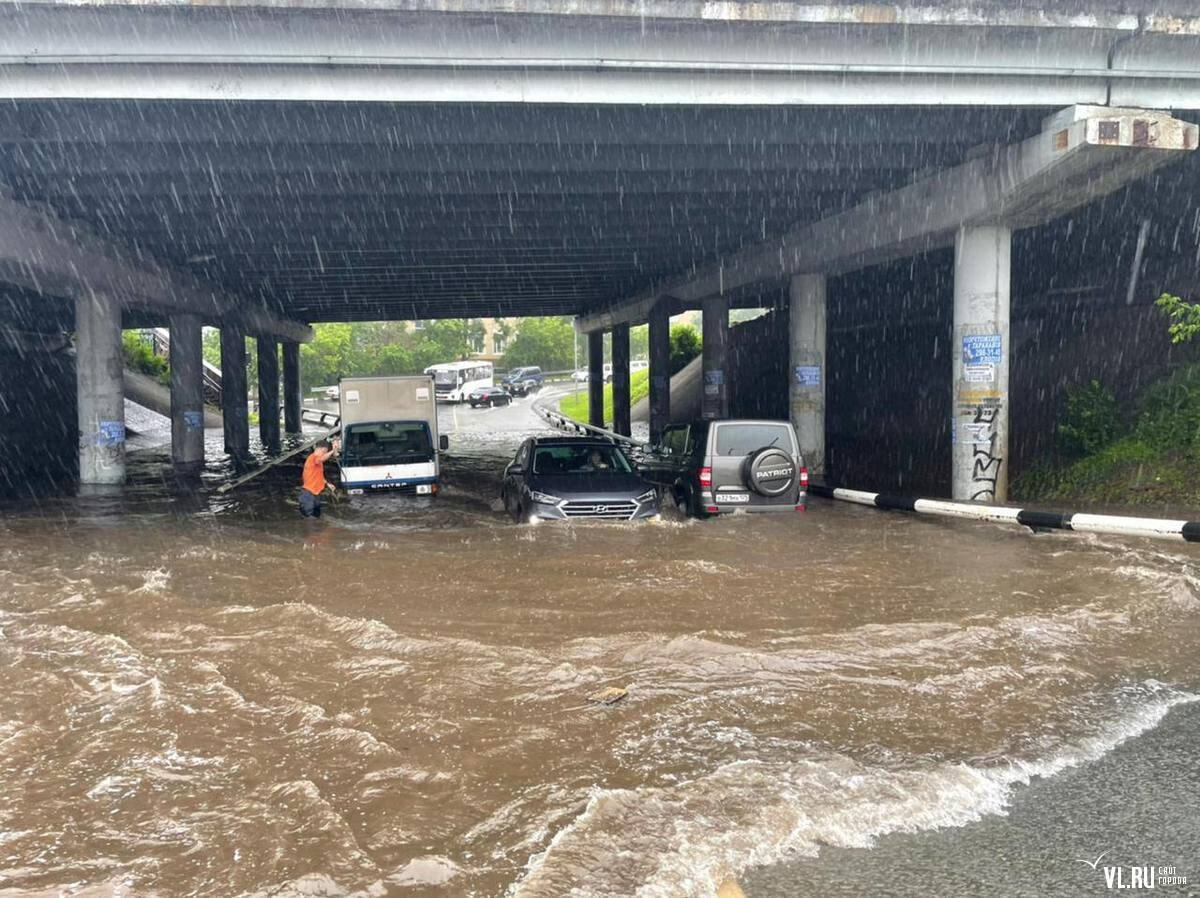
[587,686,628,705]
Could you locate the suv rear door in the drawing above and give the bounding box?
[707,421,799,508]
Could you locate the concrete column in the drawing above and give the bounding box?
[587,330,605,428]
[169,313,205,470]
[701,295,729,420]
[789,274,827,479]
[611,323,631,436]
[282,342,302,435]
[219,325,249,459]
[648,305,671,444]
[75,292,125,485]
[257,337,280,454]
[952,225,1011,502]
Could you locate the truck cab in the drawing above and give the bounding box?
[338,376,449,495]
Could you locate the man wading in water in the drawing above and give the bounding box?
[299,438,339,518]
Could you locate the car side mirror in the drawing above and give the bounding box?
[439,435,449,451]
[508,465,524,476]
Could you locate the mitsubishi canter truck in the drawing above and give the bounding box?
[338,375,449,495]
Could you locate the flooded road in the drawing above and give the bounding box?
[1,392,1198,897]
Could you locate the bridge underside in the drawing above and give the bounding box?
[1,101,1054,327]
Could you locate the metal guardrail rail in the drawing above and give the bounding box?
[531,392,648,460]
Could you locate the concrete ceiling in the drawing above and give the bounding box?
[0,101,1051,324]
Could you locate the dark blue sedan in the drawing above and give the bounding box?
[500,437,660,523]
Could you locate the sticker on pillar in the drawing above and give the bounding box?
[793,365,821,387]
[962,334,1002,365]
[964,364,995,383]
[97,421,125,446]
[345,390,360,403]
[703,369,724,397]
[415,387,430,401]
[183,410,204,430]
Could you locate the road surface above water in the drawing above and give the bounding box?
[1,389,1198,897]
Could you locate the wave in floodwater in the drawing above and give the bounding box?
[510,683,1197,898]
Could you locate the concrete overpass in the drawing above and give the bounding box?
[1,0,1199,496]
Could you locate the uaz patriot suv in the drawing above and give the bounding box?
[641,419,807,517]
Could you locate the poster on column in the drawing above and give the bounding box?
[962,334,1001,386]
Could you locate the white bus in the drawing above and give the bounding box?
[424,360,494,403]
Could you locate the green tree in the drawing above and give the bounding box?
[668,323,702,375]
[503,316,575,370]
[1156,292,1200,343]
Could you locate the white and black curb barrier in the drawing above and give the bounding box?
[808,485,1200,543]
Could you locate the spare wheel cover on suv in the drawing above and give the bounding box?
[743,446,796,496]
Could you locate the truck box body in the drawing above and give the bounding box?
[338,375,443,493]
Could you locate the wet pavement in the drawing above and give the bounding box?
[1,389,1198,897]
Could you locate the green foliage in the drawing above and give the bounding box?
[1134,363,1200,454]
[1155,292,1200,344]
[502,316,575,371]
[121,331,170,386]
[668,324,702,375]
[1058,379,1119,457]
[559,369,650,424]
[1014,362,1200,508]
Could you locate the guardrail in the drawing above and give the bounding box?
[810,485,1200,544]
[531,394,647,457]
[300,408,341,428]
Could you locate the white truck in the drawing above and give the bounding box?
[338,375,448,495]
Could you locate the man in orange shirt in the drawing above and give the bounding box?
[299,437,339,518]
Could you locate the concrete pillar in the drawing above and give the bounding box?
[648,305,671,444]
[219,325,250,459]
[789,274,827,479]
[169,313,205,470]
[282,342,302,435]
[701,295,729,420]
[75,292,125,485]
[611,323,631,437]
[257,337,280,454]
[587,330,605,428]
[952,225,1011,502]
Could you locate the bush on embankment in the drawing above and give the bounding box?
[1013,363,1200,507]
[559,369,650,426]
[121,331,170,386]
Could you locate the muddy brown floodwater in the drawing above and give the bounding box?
[1,397,1198,898]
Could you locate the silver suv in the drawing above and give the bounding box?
[641,419,808,517]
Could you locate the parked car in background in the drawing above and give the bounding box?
[571,369,589,383]
[641,419,808,517]
[501,366,544,396]
[468,386,513,408]
[501,437,660,523]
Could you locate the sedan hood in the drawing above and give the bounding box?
[530,472,651,498]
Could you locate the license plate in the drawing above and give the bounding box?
[715,493,750,503]
[416,484,433,495]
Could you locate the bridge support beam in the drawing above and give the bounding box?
[701,296,729,420]
[648,305,671,444]
[257,337,280,455]
[282,342,301,435]
[611,324,631,437]
[587,330,605,428]
[220,326,249,460]
[952,225,1011,503]
[76,292,125,486]
[789,274,826,480]
[169,313,205,471]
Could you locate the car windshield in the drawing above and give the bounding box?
[432,370,459,386]
[342,422,433,466]
[714,424,793,456]
[532,444,633,475]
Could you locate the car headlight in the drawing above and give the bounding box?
[635,489,657,504]
[529,490,563,505]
